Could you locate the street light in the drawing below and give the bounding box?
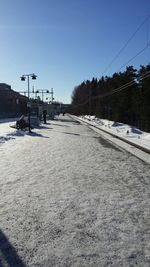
[20,73,37,132]
[35,89,50,102]
[20,73,37,99]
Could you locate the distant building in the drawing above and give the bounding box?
[0,83,28,116]
[0,83,11,91]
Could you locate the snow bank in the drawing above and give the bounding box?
[79,115,150,151]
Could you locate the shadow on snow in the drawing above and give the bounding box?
[0,129,49,144]
[26,131,49,138]
[0,229,26,267]
[56,118,81,125]
[49,123,70,127]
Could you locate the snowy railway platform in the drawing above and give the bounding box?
[0,115,150,266]
[71,115,150,164]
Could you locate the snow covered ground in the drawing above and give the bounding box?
[1,116,150,155]
[0,118,17,142]
[79,115,150,150]
[75,115,150,164]
[0,115,150,266]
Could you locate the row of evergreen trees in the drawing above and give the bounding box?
[71,64,150,132]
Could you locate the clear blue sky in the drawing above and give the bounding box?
[0,0,150,103]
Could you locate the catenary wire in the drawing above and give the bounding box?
[101,14,150,75]
[118,44,150,71]
[73,71,150,107]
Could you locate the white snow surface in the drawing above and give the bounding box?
[0,118,19,143]
[76,115,150,164]
[0,115,150,266]
[81,115,150,148]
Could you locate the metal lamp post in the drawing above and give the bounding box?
[35,89,50,102]
[44,88,54,104]
[20,73,37,132]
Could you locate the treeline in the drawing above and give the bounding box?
[71,64,150,132]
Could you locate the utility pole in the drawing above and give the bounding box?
[50,88,54,103]
[20,73,37,133]
[35,89,50,102]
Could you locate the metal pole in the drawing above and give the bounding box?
[20,73,37,133]
[51,88,53,103]
[42,90,44,102]
[27,75,30,98]
[27,75,31,132]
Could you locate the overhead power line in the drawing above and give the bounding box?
[101,14,150,75]
[118,44,150,71]
[93,70,150,99]
[94,71,150,98]
[73,70,150,107]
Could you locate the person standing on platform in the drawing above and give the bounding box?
[43,110,47,124]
